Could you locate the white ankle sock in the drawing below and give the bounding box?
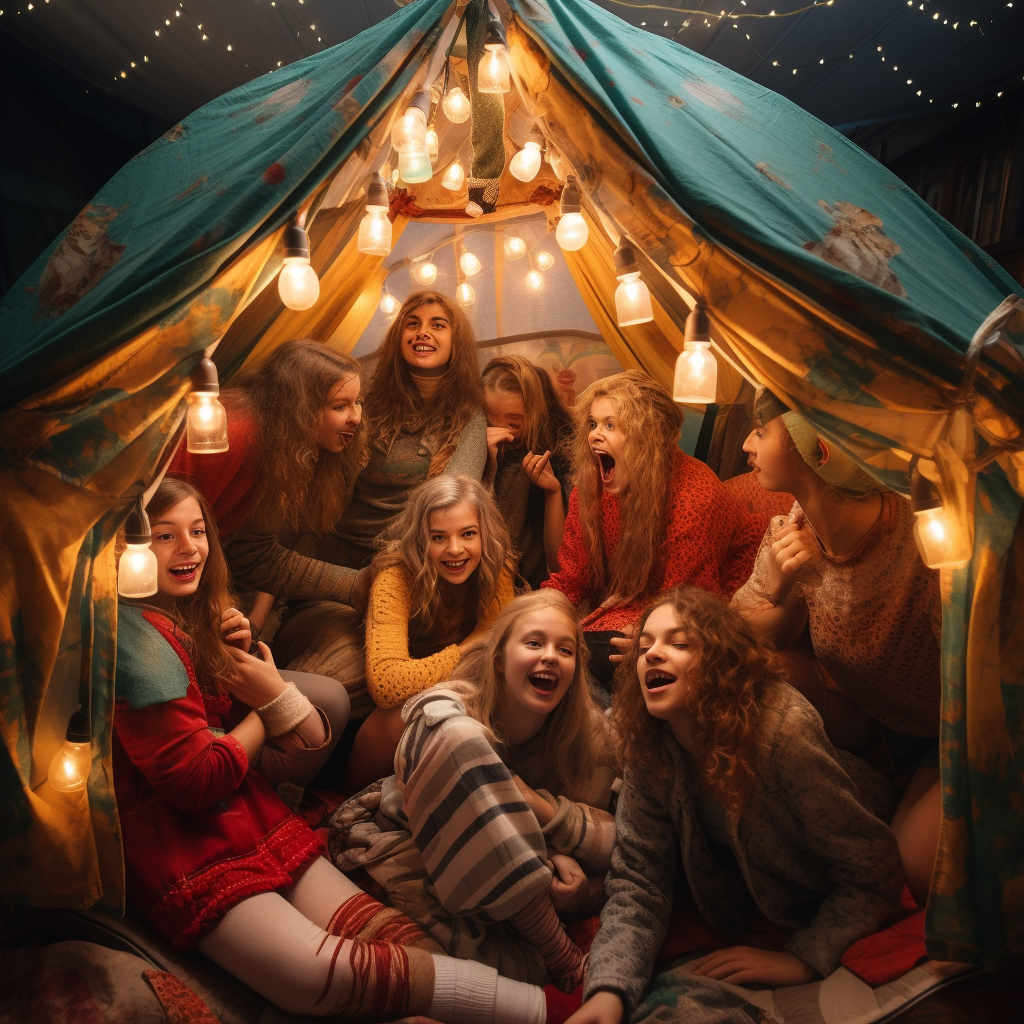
[428,954,546,1024]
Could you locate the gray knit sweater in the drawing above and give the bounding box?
[585,686,902,1014]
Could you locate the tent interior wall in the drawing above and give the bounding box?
[1,0,1023,978]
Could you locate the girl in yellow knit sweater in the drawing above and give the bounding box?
[344,475,516,791]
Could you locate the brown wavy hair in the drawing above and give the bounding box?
[362,291,484,461]
[611,587,784,815]
[370,475,512,641]
[457,590,609,802]
[227,340,364,535]
[481,355,574,456]
[570,370,683,606]
[144,478,238,695]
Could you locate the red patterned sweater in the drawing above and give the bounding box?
[113,603,322,949]
[543,451,761,632]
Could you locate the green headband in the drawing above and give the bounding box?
[755,388,878,497]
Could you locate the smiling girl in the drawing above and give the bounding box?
[114,479,552,1023]
[332,590,617,989]
[566,587,902,1024]
[482,355,574,587]
[170,339,365,607]
[341,474,516,792]
[543,371,760,691]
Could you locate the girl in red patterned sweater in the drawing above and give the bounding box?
[543,371,760,692]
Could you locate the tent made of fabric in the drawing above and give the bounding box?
[1,0,1022,968]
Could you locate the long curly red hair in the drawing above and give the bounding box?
[611,587,785,815]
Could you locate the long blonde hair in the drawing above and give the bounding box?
[458,590,606,801]
[481,355,573,456]
[371,475,511,640]
[571,370,683,606]
[363,291,483,459]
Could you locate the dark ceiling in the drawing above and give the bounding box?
[1,0,1022,137]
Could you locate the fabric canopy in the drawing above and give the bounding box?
[1,0,1022,968]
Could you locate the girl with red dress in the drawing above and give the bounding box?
[112,479,546,1023]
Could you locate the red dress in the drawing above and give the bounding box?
[168,406,258,537]
[543,450,761,632]
[113,603,322,949]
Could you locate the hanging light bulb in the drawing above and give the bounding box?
[547,146,570,181]
[910,459,972,569]
[411,259,438,286]
[118,496,158,598]
[442,156,466,191]
[391,91,431,152]
[526,268,544,291]
[456,281,476,306]
[555,178,588,251]
[478,16,510,94]
[47,709,90,793]
[399,148,433,184]
[379,290,400,319]
[535,249,555,271]
[504,234,527,259]
[509,126,545,182]
[460,250,482,277]
[672,302,718,404]
[357,178,392,257]
[425,125,439,162]
[613,241,654,327]
[278,221,320,310]
[465,201,484,218]
[442,85,471,123]
[187,357,229,454]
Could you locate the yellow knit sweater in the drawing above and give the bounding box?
[365,564,516,709]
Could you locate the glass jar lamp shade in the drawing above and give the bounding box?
[456,281,476,306]
[392,95,429,152]
[118,498,158,598]
[672,302,717,404]
[910,461,972,569]
[186,357,229,453]
[612,243,654,327]
[48,711,91,793]
[398,148,432,183]
[509,140,543,182]
[411,261,438,286]
[556,178,588,250]
[357,182,393,257]
[442,86,471,123]
[504,234,527,259]
[460,250,482,277]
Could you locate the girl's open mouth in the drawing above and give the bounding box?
[594,449,615,485]
[442,558,469,575]
[169,563,198,582]
[645,670,675,691]
[529,671,559,694]
[411,343,436,353]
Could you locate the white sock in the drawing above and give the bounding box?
[429,954,546,1024]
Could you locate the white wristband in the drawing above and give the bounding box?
[256,683,314,737]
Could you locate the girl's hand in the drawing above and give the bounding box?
[767,516,819,605]
[523,450,560,493]
[486,426,516,465]
[548,854,588,913]
[222,642,289,709]
[564,991,624,1024]
[220,607,252,651]
[688,947,814,987]
[511,774,557,826]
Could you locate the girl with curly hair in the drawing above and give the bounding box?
[341,474,516,792]
[169,339,366,607]
[543,370,760,691]
[332,590,617,990]
[566,588,902,1024]
[482,355,574,587]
